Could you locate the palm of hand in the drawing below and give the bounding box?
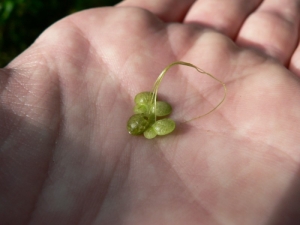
[1,1,300,224]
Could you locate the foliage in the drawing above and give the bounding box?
[0,0,120,67]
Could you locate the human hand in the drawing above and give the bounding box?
[1,0,300,224]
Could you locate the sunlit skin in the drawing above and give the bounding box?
[1,0,300,224]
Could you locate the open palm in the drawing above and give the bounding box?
[1,0,300,224]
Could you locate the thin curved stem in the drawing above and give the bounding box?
[150,61,227,123]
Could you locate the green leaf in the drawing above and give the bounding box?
[152,118,175,135]
[127,114,150,135]
[134,104,148,114]
[134,92,153,105]
[155,101,172,117]
[143,127,157,139]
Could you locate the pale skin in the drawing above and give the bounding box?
[1,0,300,224]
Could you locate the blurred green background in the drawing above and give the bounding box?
[0,0,121,67]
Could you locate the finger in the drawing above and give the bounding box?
[290,44,300,77]
[236,0,300,64]
[117,0,196,22]
[184,0,262,38]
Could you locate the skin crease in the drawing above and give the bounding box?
[1,0,300,224]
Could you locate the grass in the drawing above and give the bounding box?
[0,0,120,67]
